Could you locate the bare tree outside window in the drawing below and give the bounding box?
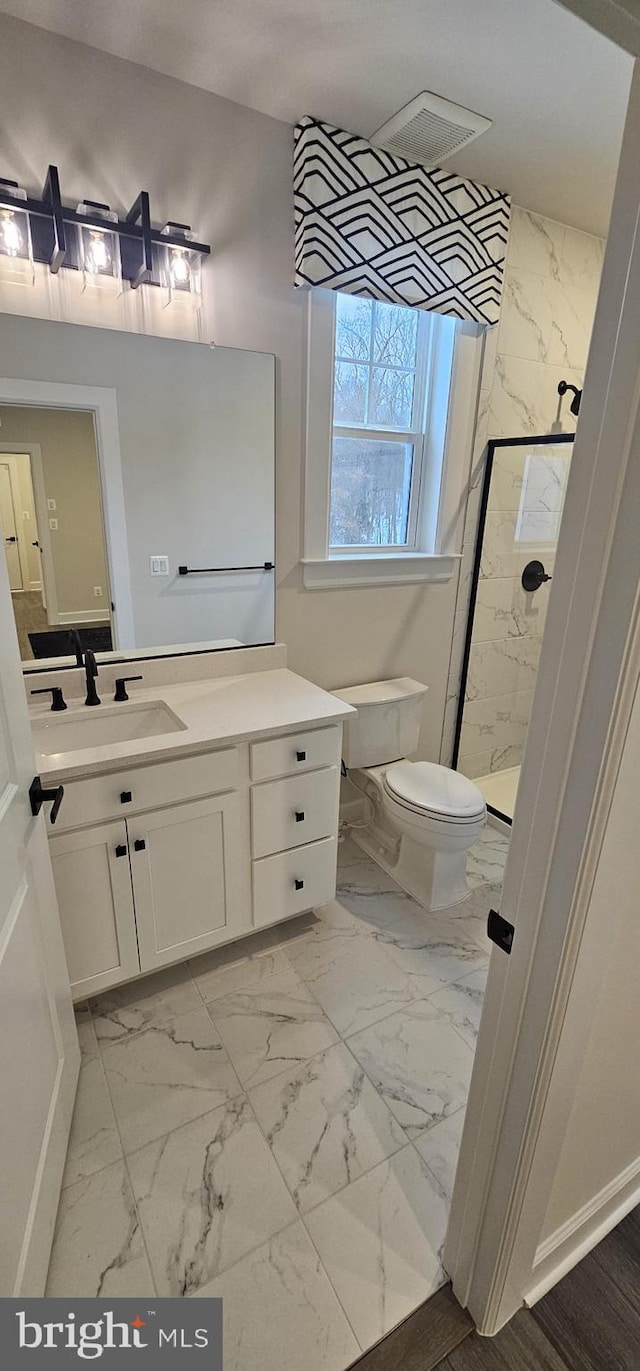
[330,294,426,549]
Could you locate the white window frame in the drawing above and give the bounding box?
[302,287,484,589]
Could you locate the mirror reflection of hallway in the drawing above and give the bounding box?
[0,407,112,662]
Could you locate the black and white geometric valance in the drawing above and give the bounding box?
[294,117,510,326]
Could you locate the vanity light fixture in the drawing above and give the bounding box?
[0,164,210,294]
[0,178,35,286]
[159,222,202,310]
[76,200,122,294]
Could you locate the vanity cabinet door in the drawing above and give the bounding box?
[128,793,250,972]
[49,821,140,1001]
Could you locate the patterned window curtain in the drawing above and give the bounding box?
[294,117,510,325]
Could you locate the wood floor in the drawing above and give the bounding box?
[352,1206,640,1371]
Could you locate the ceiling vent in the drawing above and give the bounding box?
[371,91,492,168]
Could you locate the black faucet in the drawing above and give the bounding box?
[84,649,101,706]
[68,628,84,668]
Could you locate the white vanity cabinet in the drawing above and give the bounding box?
[250,725,341,928]
[44,718,344,1002]
[48,747,250,1000]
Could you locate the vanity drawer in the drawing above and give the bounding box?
[251,767,339,859]
[48,747,239,833]
[252,837,338,928]
[250,726,341,782]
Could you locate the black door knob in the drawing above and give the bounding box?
[296,750,306,762]
[295,811,305,823]
[134,838,146,852]
[115,844,127,858]
[120,790,133,804]
[522,560,552,593]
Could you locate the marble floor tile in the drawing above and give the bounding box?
[90,963,201,1046]
[336,835,367,868]
[46,1160,154,1296]
[347,1003,474,1138]
[103,1007,243,1153]
[289,926,420,1038]
[128,1096,296,1296]
[427,969,488,1049]
[190,939,291,1005]
[249,1040,406,1213]
[206,970,340,1089]
[467,828,510,889]
[335,864,490,991]
[414,1109,467,1204]
[63,1057,123,1188]
[305,1145,448,1352]
[191,1221,360,1370]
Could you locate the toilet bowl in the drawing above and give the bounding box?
[332,679,486,911]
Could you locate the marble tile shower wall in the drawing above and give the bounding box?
[440,207,605,769]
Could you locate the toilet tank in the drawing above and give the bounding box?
[332,678,428,768]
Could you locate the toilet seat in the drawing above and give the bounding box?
[384,761,485,824]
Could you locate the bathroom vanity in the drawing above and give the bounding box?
[31,665,354,1001]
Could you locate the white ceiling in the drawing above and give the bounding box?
[0,0,632,236]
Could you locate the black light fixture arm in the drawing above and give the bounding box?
[0,166,211,287]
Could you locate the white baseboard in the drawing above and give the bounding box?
[525,1155,640,1306]
[56,610,110,626]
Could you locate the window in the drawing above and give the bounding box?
[330,294,431,552]
[303,287,484,588]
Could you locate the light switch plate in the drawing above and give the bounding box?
[47,498,56,511]
[49,517,58,530]
[150,555,170,576]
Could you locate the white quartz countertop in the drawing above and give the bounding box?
[31,668,356,783]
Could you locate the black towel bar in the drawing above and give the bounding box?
[178,562,274,576]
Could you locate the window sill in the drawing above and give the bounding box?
[301,553,460,590]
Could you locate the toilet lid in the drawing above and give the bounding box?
[384,761,485,820]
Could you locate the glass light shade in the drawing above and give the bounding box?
[0,185,35,287]
[159,225,202,311]
[76,203,122,295]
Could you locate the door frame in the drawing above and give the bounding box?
[0,379,135,648]
[445,40,640,1335]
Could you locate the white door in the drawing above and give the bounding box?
[129,793,249,971]
[0,460,22,590]
[0,539,78,1295]
[49,820,140,1001]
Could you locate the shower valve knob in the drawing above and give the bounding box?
[522,560,552,593]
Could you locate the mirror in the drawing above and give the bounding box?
[0,314,275,670]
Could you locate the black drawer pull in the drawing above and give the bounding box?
[115,844,127,858]
[120,790,133,804]
[296,750,306,762]
[294,878,304,891]
[134,838,146,852]
[295,810,305,823]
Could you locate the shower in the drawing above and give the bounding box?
[453,433,575,825]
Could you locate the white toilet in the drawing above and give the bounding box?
[332,678,486,911]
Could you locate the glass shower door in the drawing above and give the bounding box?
[454,435,574,822]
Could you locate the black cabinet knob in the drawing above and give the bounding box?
[134,838,146,852]
[296,750,306,762]
[120,790,133,804]
[294,878,304,891]
[115,844,127,858]
[295,810,305,823]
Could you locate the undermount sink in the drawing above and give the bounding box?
[32,700,187,758]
